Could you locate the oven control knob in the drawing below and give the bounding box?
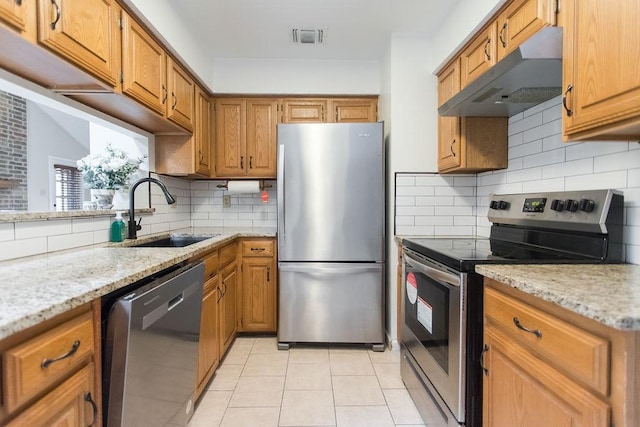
[489,200,499,210]
[498,200,509,210]
[565,199,579,212]
[579,198,596,213]
[550,199,565,212]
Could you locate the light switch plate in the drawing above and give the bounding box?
[223,195,231,208]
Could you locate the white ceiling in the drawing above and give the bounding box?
[170,0,459,61]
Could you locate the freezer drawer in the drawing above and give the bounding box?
[278,262,384,346]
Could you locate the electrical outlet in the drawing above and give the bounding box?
[223,195,231,208]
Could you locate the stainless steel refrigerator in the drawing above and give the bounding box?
[277,122,385,351]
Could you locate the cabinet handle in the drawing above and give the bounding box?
[251,247,266,252]
[249,156,253,169]
[240,156,244,169]
[222,281,227,296]
[85,392,98,426]
[562,84,574,117]
[484,38,491,60]
[513,317,542,338]
[171,93,177,109]
[450,139,456,157]
[41,340,80,368]
[50,0,61,30]
[499,22,507,48]
[267,267,270,282]
[162,85,167,104]
[480,344,489,376]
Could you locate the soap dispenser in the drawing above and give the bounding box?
[111,211,126,242]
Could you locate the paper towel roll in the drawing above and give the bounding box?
[227,180,261,194]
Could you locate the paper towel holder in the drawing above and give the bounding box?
[216,180,272,190]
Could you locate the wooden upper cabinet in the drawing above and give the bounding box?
[246,99,277,177]
[195,87,212,176]
[282,99,326,123]
[562,0,640,141]
[166,57,194,131]
[215,98,246,177]
[496,0,557,60]
[331,98,377,123]
[37,0,120,88]
[0,0,29,32]
[438,60,462,171]
[460,22,497,88]
[121,12,166,116]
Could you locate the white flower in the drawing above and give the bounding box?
[77,144,146,190]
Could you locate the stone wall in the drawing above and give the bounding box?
[0,90,28,210]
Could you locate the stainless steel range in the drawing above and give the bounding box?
[400,189,624,427]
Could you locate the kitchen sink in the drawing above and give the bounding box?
[129,236,215,248]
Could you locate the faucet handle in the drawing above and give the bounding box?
[136,217,142,231]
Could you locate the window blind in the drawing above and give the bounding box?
[54,164,83,210]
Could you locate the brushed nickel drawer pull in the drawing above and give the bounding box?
[41,340,80,368]
[85,392,98,426]
[513,317,542,338]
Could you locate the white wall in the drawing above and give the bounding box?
[211,58,380,94]
[126,0,214,90]
[27,103,89,211]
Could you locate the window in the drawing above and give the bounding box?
[54,164,83,211]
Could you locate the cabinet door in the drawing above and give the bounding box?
[496,0,557,60]
[483,326,609,427]
[246,99,277,178]
[437,60,462,171]
[6,363,97,427]
[219,263,238,356]
[167,56,194,131]
[282,99,326,123]
[215,99,246,177]
[241,257,276,332]
[37,0,120,87]
[563,0,640,140]
[197,275,219,392]
[0,0,28,32]
[460,22,497,88]
[331,99,377,123]
[122,12,166,115]
[195,86,212,176]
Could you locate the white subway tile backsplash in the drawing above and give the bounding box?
[565,171,628,191]
[508,139,543,159]
[395,216,415,226]
[415,216,453,226]
[565,141,629,161]
[506,157,523,171]
[594,149,640,173]
[477,172,507,187]
[624,225,640,246]
[542,133,565,152]
[396,186,436,196]
[415,175,455,187]
[542,158,593,179]
[508,132,524,148]
[522,118,561,144]
[434,206,473,216]
[627,208,640,226]
[395,197,415,206]
[509,112,542,136]
[455,196,476,207]
[523,148,565,169]
[48,232,94,252]
[628,168,640,187]
[396,206,436,216]
[521,178,565,193]
[396,225,435,236]
[396,176,415,186]
[434,226,474,236]
[416,196,455,206]
[15,220,72,240]
[0,238,47,261]
[434,186,475,196]
[72,217,111,233]
[0,223,14,242]
[507,167,542,183]
[454,216,476,226]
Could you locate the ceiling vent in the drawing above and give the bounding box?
[291,29,324,44]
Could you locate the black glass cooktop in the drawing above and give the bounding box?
[402,236,602,272]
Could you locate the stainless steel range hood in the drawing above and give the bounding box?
[439,27,563,117]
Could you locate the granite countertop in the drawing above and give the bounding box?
[0,227,276,340]
[476,264,640,331]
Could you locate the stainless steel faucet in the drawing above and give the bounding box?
[128,177,176,239]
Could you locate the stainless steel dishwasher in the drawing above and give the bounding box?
[103,261,204,427]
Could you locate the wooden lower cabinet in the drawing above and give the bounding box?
[196,274,219,397]
[219,261,238,356]
[483,278,640,427]
[483,326,609,427]
[239,239,277,333]
[6,363,97,427]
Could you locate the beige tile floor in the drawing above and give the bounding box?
[188,336,426,427]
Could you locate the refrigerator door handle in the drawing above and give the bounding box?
[277,144,285,242]
[278,264,382,274]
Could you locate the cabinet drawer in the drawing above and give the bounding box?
[203,250,219,280]
[3,311,94,412]
[484,287,609,395]
[219,242,238,268]
[241,240,275,257]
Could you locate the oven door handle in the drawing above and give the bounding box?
[404,251,460,288]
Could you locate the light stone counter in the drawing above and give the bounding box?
[475,264,640,331]
[0,228,276,340]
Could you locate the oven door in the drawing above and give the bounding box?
[402,248,466,423]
